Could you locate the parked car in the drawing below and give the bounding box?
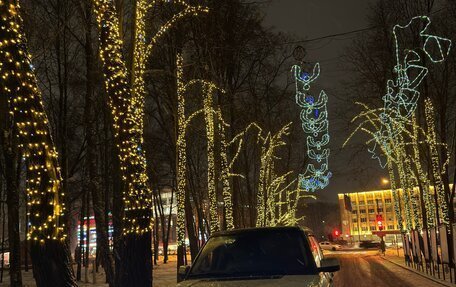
[319,241,342,251]
[359,240,380,249]
[177,226,340,286]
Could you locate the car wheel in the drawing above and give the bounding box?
[332,247,336,251]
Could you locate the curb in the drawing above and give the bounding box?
[381,255,453,287]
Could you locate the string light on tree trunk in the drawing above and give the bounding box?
[425,98,449,226]
[0,1,66,242]
[175,57,226,244]
[93,0,152,235]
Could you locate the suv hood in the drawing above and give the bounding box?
[177,275,322,287]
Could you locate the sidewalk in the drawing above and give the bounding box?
[382,248,454,287]
[0,256,178,287]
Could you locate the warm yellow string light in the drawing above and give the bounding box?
[411,115,435,228]
[202,84,219,234]
[0,1,66,241]
[175,57,228,246]
[175,53,187,249]
[425,98,449,226]
[93,0,152,235]
[131,0,208,139]
[216,109,234,230]
[255,123,292,227]
[387,160,403,231]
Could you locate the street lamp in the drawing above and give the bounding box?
[381,178,389,185]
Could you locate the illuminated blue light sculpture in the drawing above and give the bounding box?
[370,16,452,167]
[292,63,332,192]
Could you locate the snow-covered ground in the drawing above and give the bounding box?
[329,249,451,287]
[0,256,177,287]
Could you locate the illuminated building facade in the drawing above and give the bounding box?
[338,189,413,243]
[338,187,456,243]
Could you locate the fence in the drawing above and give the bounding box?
[402,224,456,284]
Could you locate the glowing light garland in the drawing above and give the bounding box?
[387,160,403,231]
[216,109,234,230]
[176,54,186,249]
[202,83,222,234]
[93,0,152,234]
[255,123,294,226]
[395,144,413,231]
[370,16,451,167]
[93,0,207,236]
[425,98,449,226]
[175,57,227,243]
[412,115,435,228]
[291,63,331,192]
[131,0,208,137]
[0,1,66,242]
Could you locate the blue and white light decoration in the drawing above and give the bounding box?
[369,16,452,168]
[292,62,332,192]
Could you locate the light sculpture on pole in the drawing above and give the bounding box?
[369,16,451,167]
[291,46,331,192]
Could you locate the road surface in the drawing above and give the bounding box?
[329,250,444,287]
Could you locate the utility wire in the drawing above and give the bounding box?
[283,26,378,45]
[282,5,448,46]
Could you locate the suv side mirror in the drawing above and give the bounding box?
[177,265,190,282]
[318,258,340,273]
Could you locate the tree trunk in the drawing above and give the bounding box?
[118,233,152,287]
[92,1,153,286]
[6,154,23,287]
[30,241,77,287]
[185,188,198,261]
[0,2,77,286]
[76,195,84,281]
[81,1,115,285]
[0,53,22,287]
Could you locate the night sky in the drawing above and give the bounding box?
[263,0,389,202]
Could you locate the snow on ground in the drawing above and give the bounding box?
[0,256,177,287]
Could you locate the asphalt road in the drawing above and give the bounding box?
[329,251,444,287]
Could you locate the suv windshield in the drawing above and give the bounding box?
[187,229,317,279]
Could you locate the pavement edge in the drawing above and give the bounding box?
[380,255,453,287]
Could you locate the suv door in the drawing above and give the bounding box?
[308,235,334,287]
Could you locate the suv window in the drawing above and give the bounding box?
[187,229,317,279]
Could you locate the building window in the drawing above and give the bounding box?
[360,218,367,222]
[353,227,358,231]
[370,226,376,231]
[359,209,366,214]
[388,225,394,230]
[367,200,374,205]
[368,209,375,214]
[352,218,358,223]
[377,208,383,213]
[361,227,368,231]
[352,210,358,214]
[385,198,392,204]
[359,201,365,206]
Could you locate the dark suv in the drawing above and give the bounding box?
[177,226,340,287]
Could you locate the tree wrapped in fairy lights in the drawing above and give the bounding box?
[291,55,332,192]
[369,16,451,168]
[92,0,207,285]
[0,1,77,285]
[345,16,452,231]
[254,122,315,227]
